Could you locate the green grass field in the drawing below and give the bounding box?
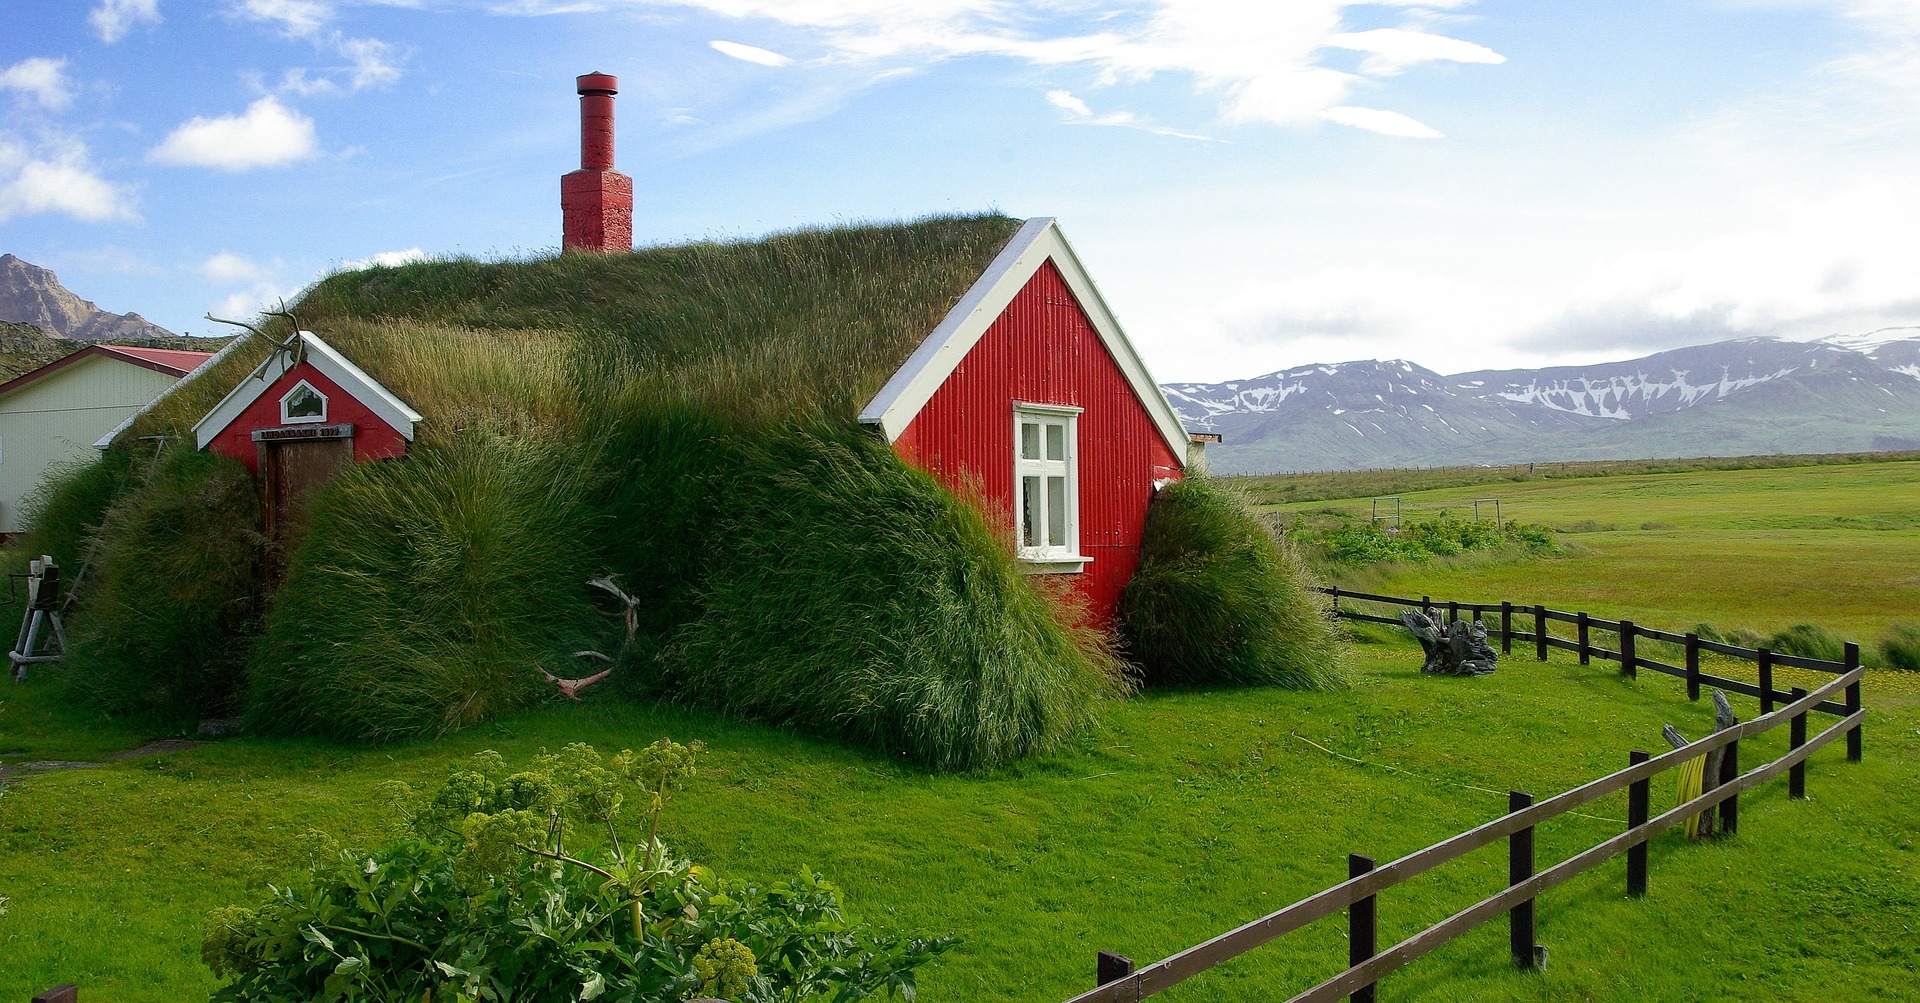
[3,459,1918,1001]
[1269,459,1920,643]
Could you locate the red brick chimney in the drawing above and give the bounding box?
[561,72,633,253]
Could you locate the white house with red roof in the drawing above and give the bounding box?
[0,344,214,537]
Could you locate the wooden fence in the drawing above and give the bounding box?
[1322,586,1864,731]
[1061,591,1866,1003]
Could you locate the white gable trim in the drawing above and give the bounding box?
[858,218,1190,462]
[192,331,422,449]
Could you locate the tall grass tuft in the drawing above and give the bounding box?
[1121,477,1346,689]
[1762,623,1849,663]
[66,446,262,722]
[246,434,606,742]
[660,426,1131,770]
[1878,623,1920,672]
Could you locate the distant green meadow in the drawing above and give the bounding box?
[2,457,1917,1001]
[1262,457,1920,644]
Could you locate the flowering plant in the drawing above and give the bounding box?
[203,740,954,1002]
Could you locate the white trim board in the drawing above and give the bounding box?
[192,331,422,449]
[857,217,1191,463]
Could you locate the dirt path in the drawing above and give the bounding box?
[0,738,202,785]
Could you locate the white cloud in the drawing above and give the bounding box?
[237,0,332,37]
[90,0,162,44]
[1320,105,1443,137]
[0,57,72,110]
[1046,87,1212,139]
[1325,27,1506,77]
[201,251,270,283]
[339,36,401,89]
[0,134,138,223]
[149,96,320,170]
[341,247,426,269]
[710,40,794,67]
[1046,89,1094,118]
[500,0,1503,137]
[235,0,403,93]
[214,283,301,322]
[1525,178,1920,352]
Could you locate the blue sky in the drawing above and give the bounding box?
[5,1,1920,381]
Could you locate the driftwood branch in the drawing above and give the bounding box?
[1400,606,1497,676]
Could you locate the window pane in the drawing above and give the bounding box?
[1045,423,1064,461]
[1021,422,1040,460]
[284,384,325,419]
[1047,475,1066,546]
[1022,476,1040,547]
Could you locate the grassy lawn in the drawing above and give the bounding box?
[3,639,1916,1002]
[4,457,1918,1001]
[1267,459,1920,642]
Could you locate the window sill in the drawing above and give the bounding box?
[1017,554,1092,575]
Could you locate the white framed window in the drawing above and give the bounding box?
[1014,403,1087,573]
[279,380,328,424]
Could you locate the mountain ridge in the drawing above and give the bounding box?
[1166,336,1920,474]
[0,253,175,342]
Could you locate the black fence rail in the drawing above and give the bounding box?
[1321,587,1864,740]
[1059,594,1868,1003]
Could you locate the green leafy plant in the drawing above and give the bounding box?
[1289,513,1558,569]
[201,740,956,1002]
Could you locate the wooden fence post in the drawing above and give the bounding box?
[1789,687,1808,801]
[1627,751,1650,898]
[1758,648,1774,715]
[1684,633,1701,701]
[1845,642,1863,762]
[1535,605,1548,661]
[1500,601,1513,655]
[1509,791,1537,969]
[1448,600,1459,626]
[1096,951,1134,987]
[1349,854,1378,1003]
[1619,620,1636,679]
[1724,738,1741,835]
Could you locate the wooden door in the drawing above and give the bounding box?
[260,437,354,561]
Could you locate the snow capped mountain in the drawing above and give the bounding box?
[1166,337,1920,474]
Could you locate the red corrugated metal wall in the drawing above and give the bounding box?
[894,260,1183,625]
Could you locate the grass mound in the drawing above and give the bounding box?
[1763,623,1849,663]
[65,446,261,722]
[1121,477,1345,689]
[661,426,1130,770]
[246,434,606,742]
[1878,623,1920,671]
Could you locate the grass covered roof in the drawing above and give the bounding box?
[133,212,1026,442]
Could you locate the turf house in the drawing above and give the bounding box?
[15,75,1342,770]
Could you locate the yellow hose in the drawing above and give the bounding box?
[1675,755,1706,839]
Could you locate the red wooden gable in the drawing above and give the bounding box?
[894,261,1184,623]
[202,361,411,476]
